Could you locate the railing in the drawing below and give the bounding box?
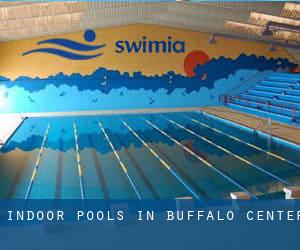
[219,94,299,123]
[292,107,297,122]
[223,71,270,96]
[219,94,237,105]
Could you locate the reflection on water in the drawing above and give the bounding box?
[0,112,299,199]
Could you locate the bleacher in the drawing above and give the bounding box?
[223,73,300,125]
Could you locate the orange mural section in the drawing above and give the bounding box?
[0,23,296,80]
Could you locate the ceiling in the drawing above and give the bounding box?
[0,1,299,61]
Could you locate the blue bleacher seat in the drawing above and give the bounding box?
[253,85,300,96]
[225,72,300,125]
[259,80,300,90]
[246,89,300,103]
[267,76,300,83]
[269,72,300,80]
[239,93,300,110]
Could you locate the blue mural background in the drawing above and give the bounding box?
[0,54,296,113]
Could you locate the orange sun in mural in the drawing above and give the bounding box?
[184,50,210,77]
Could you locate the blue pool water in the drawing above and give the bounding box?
[1,111,300,199]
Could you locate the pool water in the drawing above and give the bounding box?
[0,111,300,200]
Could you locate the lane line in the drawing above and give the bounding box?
[86,134,110,199]
[164,116,290,186]
[186,113,300,169]
[97,121,142,199]
[114,133,160,199]
[73,123,86,200]
[25,123,50,199]
[122,120,200,199]
[143,118,257,199]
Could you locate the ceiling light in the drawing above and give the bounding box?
[269,42,276,52]
[208,34,217,44]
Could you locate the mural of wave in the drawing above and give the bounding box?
[22,30,105,60]
[23,48,103,60]
[1,54,295,94]
[37,38,106,51]
[0,53,297,113]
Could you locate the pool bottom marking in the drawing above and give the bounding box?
[113,133,160,199]
[163,115,290,187]
[144,118,257,199]
[127,129,210,199]
[73,123,86,200]
[122,120,200,200]
[186,113,300,170]
[97,121,142,199]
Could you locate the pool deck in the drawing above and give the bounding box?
[200,106,300,146]
[20,107,200,118]
[0,114,25,149]
[1,106,299,147]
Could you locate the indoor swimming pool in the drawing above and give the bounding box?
[0,111,300,200]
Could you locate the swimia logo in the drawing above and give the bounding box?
[22,30,105,60]
[22,30,186,60]
[115,36,185,54]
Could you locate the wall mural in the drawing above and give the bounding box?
[22,30,106,60]
[0,24,297,113]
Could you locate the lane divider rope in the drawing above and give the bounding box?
[143,118,257,199]
[98,121,142,199]
[73,123,86,200]
[25,123,50,200]
[122,120,200,199]
[164,116,290,187]
[187,113,300,170]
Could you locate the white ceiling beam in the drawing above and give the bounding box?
[0,21,81,41]
[273,30,300,43]
[0,12,84,31]
[0,1,86,21]
[249,12,300,27]
[225,21,265,36]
